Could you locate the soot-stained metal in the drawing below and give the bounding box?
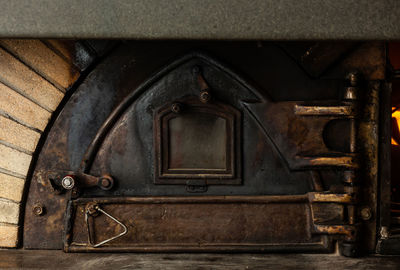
[23,41,385,257]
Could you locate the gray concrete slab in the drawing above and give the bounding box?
[0,0,399,40]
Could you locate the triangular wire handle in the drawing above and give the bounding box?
[85,204,128,248]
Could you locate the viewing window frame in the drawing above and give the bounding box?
[154,97,242,185]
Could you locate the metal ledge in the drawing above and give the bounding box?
[0,0,399,40]
[1,251,400,269]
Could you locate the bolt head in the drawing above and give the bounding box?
[360,207,372,221]
[99,175,114,190]
[171,103,181,113]
[380,226,389,239]
[200,91,211,103]
[86,203,99,216]
[101,178,111,188]
[61,176,75,190]
[347,72,359,87]
[192,66,201,74]
[33,203,44,216]
[71,187,80,198]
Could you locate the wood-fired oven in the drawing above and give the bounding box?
[20,41,394,257]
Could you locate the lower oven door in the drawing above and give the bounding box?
[65,195,336,252]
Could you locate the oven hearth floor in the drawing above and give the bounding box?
[0,251,399,269]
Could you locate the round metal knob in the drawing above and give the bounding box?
[98,175,114,190]
[61,176,75,190]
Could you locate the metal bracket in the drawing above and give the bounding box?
[193,65,211,103]
[85,204,128,248]
[48,171,115,194]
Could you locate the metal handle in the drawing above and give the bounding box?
[85,204,128,248]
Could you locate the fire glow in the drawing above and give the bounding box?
[393,107,400,145]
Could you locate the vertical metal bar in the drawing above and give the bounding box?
[340,73,360,256]
[376,82,392,253]
[310,171,324,192]
[379,82,393,229]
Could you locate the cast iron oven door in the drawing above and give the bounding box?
[23,42,381,256]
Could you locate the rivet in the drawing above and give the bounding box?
[360,207,372,221]
[171,103,182,114]
[101,178,111,188]
[98,175,114,191]
[192,65,201,74]
[200,91,211,103]
[33,203,45,216]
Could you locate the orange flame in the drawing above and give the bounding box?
[393,107,400,145]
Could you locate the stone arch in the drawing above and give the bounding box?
[0,39,112,247]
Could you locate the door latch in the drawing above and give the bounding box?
[47,171,115,194]
[85,203,128,248]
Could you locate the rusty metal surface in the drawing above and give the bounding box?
[324,42,386,81]
[64,193,354,252]
[84,52,317,197]
[23,41,384,254]
[65,195,334,252]
[281,42,386,80]
[377,83,394,254]
[358,82,380,252]
[46,170,114,193]
[154,97,241,185]
[24,42,190,249]
[280,42,359,78]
